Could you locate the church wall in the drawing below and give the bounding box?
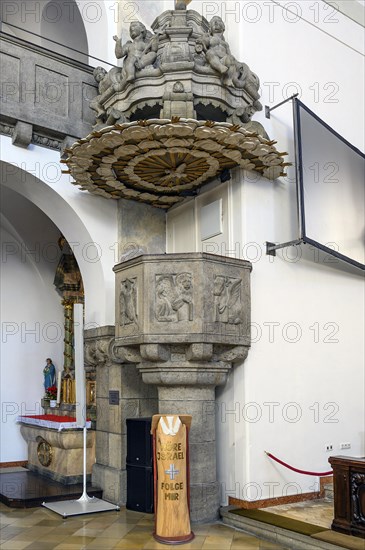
[0,202,64,462]
[167,1,364,503]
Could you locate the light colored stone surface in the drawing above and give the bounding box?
[118,200,166,257]
[0,33,97,149]
[86,325,158,506]
[114,252,251,346]
[93,7,262,128]
[92,463,127,505]
[19,424,95,483]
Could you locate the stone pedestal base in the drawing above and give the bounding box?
[20,424,95,485]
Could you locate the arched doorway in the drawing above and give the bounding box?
[0,159,114,462]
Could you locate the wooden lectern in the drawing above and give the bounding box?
[151,415,194,544]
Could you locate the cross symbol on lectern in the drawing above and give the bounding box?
[165,464,179,480]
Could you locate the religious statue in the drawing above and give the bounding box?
[113,21,159,89]
[43,358,56,392]
[198,16,237,86]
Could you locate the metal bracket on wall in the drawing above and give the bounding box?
[265,93,299,119]
[266,239,304,256]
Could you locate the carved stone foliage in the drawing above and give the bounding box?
[214,276,242,325]
[120,277,138,326]
[155,272,193,323]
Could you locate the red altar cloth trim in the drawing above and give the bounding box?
[17,415,91,430]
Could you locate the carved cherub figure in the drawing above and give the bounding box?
[90,66,125,126]
[193,42,207,68]
[198,16,237,86]
[89,66,108,124]
[233,62,261,104]
[113,21,158,86]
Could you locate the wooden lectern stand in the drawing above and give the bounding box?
[151,415,194,544]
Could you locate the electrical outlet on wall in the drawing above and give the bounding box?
[325,444,333,452]
[340,443,351,450]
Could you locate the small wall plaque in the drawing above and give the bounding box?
[109,390,119,405]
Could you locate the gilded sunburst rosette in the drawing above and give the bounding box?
[62,119,289,209]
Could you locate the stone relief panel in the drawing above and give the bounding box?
[155,272,193,323]
[213,275,242,325]
[120,277,138,327]
[0,52,20,103]
[35,65,68,117]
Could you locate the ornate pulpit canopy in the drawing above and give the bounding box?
[62,3,289,207]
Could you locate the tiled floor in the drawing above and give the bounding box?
[0,503,285,549]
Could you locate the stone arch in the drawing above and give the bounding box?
[41,0,89,64]
[0,160,108,325]
[1,1,88,63]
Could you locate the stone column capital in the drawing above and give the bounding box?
[136,360,232,388]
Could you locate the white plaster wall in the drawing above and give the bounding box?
[0,197,64,461]
[1,136,118,326]
[167,1,364,502]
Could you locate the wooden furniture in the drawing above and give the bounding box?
[329,455,365,538]
[152,415,194,545]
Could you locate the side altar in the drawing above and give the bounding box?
[18,415,95,485]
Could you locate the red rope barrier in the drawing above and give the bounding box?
[265,451,333,477]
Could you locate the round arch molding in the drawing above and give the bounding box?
[40,0,89,63]
[0,160,111,326]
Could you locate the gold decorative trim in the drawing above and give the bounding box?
[37,439,53,467]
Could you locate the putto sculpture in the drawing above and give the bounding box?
[113,21,160,87]
[89,6,262,129]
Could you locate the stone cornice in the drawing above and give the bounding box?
[0,31,96,73]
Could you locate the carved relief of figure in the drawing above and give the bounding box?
[155,272,194,322]
[120,278,138,326]
[198,16,237,86]
[172,272,193,321]
[214,276,242,324]
[156,276,176,322]
[193,42,207,70]
[113,21,159,89]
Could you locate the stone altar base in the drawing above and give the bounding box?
[20,423,95,485]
